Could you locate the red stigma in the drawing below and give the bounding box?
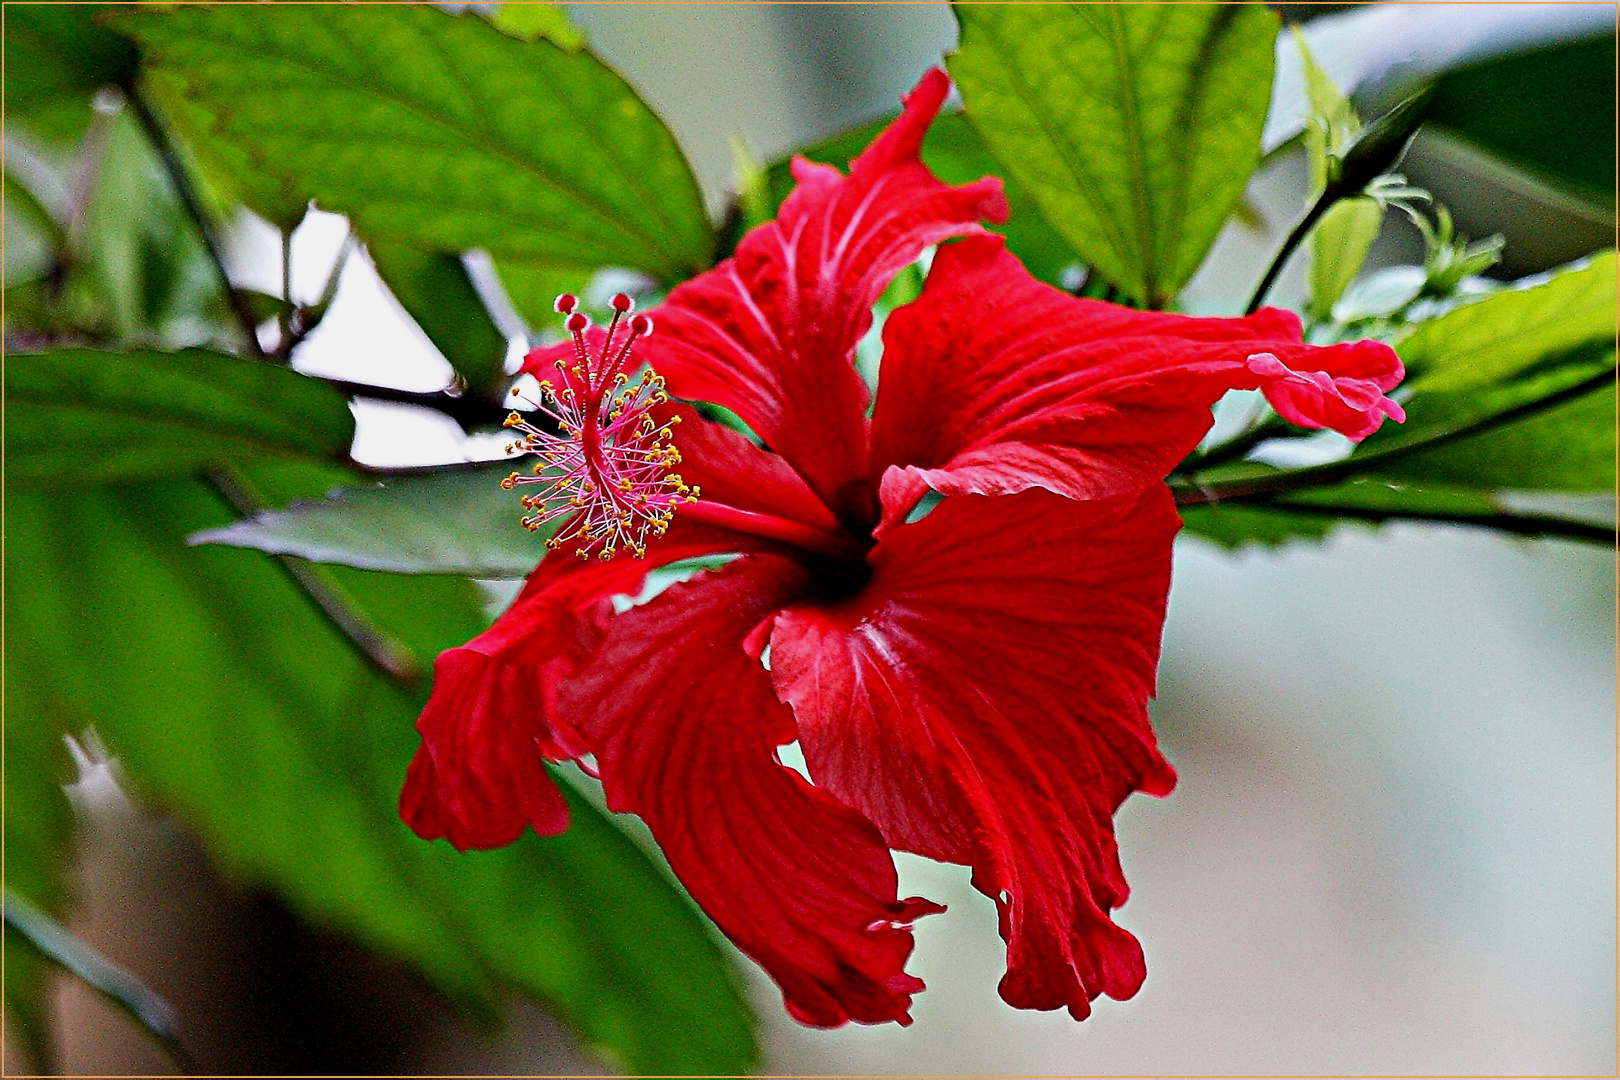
[554,294,578,314]
[610,292,634,313]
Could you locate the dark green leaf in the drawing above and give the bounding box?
[121,6,713,284]
[760,110,1081,286]
[1178,500,1337,549]
[949,4,1278,305]
[4,347,354,489]
[191,464,546,578]
[1425,33,1615,211]
[5,477,756,1074]
[368,244,510,399]
[3,4,139,142]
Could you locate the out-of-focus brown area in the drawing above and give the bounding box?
[10,782,601,1076]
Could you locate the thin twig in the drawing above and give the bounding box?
[124,85,266,360]
[321,377,511,429]
[1243,189,1333,315]
[205,467,421,682]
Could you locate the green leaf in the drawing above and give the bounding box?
[760,110,1081,287]
[4,347,354,489]
[368,244,510,399]
[486,1,585,52]
[4,477,757,1075]
[1308,196,1382,320]
[1393,250,1617,392]
[190,464,546,578]
[3,3,139,142]
[69,109,225,345]
[121,6,713,284]
[1426,32,1615,211]
[949,3,1278,305]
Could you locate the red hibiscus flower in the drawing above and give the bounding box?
[400,69,1403,1026]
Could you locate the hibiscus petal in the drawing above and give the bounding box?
[638,68,1007,527]
[658,403,839,533]
[401,519,755,850]
[559,556,941,1026]
[770,486,1180,1019]
[870,236,1403,528]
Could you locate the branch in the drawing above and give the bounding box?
[320,377,512,429]
[1243,190,1332,315]
[125,86,266,360]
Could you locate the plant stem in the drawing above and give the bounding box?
[1243,189,1333,315]
[319,377,511,429]
[125,85,266,360]
[206,467,422,682]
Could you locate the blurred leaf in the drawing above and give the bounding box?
[1308,196,1382,320]
[121,6,713,285]
[368,244,509,399]
[2,3,138,142]
[1,668,76,1071]
[486,1,585,52]
[191,464,546,578]
[69,109,225,345]
[493,260,598,332]
[239,288,293,327]
[4,477,757,1074]
[760,109,1081,287]
[949,4,1278,305]
[4,171,68,259]
[1425,32,1615,211]
[4,347,354,490]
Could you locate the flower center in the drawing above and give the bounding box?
[502,292,699,560]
